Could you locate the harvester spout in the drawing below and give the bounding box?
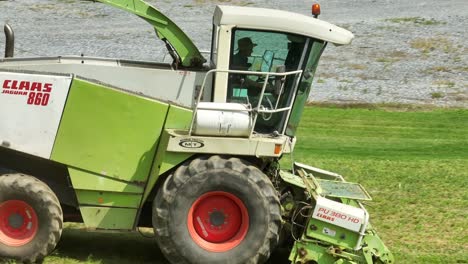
[4,23,14,58]
[97,0,206,68]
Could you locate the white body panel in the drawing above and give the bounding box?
[0,72,72,159]
[167,129,291,157]
[214,6,354,45]
[312,196,366,232]
[0,57,210,107]
[212,25,234,102]
[193,102,252,137]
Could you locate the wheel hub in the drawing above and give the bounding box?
[193,194,241,242]
[0,200,38,247]
[8,213,24,229]
[188,191,249,252]
[209,210,225,227]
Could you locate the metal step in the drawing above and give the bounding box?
[315,179,372,201]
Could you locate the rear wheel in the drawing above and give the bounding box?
[153,156,281,264]
[0,174,63,263]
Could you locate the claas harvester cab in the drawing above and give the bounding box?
[0,1,393,263]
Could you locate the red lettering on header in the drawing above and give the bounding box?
[2,80,11,89]
[30,82,42,92]
[19,81,30,90]
[2,79,53,106]
[2,79,53,93]
[10,80,18,89]
[43,83,52,93]
[316,213,335,222]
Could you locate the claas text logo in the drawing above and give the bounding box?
[2,79,52,106]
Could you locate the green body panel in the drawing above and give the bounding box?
[362,230,394,263]
[75,190,141,208]
[51,78,168,184]
[67,167,143,194]
[163,105,193,130]
[52,78,172,229]
[280,170,307,188]
[143,105,193,202]
[290,240,362,264]
[306,218,360,249]
[79,207,137,230]
[97,0,205,67]
[289,231,393,264]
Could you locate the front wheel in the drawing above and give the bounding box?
[0,174,63,263]
[153,156,281,264]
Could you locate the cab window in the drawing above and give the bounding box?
[227,29,307,134]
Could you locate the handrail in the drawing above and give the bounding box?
[189,68,303,136]
[193,68,302,104]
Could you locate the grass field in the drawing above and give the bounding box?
[6,106,468,264]
[289,106,468,263]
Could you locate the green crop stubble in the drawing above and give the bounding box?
[20,107,468,264]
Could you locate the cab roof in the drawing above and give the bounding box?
[214,5,354,45]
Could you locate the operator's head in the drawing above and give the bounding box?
[238,37,257,56]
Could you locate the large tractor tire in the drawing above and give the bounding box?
[0,174,63,263]
[153,156,281,264]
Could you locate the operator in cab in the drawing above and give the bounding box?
[229,37,270,97]
[232,37,256,71]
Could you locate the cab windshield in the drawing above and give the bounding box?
[227,29,308,134]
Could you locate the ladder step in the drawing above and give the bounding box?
[315,179,372,201]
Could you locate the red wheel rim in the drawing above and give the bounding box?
[0,200,38,247]
[187,191,249,252]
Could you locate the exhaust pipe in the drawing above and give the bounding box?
[4,23,14,58]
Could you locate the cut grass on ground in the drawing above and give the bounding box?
[7,106,468,264]
[285,107,468,264]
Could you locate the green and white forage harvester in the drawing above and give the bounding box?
[0,1,393,263]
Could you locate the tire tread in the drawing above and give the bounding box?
[0,174,63,263]
[153,156,280,264]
